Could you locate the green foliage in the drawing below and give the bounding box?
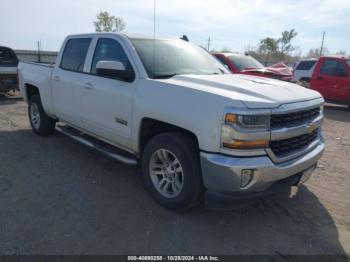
[258,29,298,59]
[279,29,298,55]
[94,11,126,33]
[259,37,279,54]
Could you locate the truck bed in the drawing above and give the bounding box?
[18,61,55,113]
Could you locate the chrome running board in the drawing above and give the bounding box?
[56,125,138,166]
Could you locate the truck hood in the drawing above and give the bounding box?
[157,74,322,109]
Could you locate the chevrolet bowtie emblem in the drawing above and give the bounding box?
[307,123,318,134]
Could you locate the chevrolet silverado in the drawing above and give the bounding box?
[18,33,325,210]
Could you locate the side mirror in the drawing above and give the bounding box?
[96,61,134,82]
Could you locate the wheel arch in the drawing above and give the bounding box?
[25,83,40,101]
[138,118,199,155]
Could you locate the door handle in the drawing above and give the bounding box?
[317,76,323,80]
[53,75,60,82]
[84,82,94,90]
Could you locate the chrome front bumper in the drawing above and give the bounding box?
[200,139,325,196]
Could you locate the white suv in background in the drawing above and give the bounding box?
[292,59,318,83]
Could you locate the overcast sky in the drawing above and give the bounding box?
[1,0,349,55]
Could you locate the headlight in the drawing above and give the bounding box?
[225,113,270,129]
[222,113,270,150]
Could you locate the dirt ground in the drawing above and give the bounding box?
[0,93,349,255]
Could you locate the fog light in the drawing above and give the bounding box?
[241,169,255,188]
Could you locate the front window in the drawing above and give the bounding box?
[320,59,347,77]
[228,55,264,71]
[130,39,226,78]
[346,60,350,69]
[91,38,132,74]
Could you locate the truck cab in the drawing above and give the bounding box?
[310,56,350,108]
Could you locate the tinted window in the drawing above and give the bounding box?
[296,60,317,70]
[60,38,91,72]
[91,38,132,74]
[0,48,18,64]
[320,59,347,77]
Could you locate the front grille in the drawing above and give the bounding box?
[270,129,319,157]
[271,107,320,129]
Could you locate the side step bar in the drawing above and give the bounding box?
[56,125,138,166]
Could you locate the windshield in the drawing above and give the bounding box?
[131,39,226,78]
[228,55,264,71]
[346,60,350,68]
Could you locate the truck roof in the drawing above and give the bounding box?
[65,32,180,41]
[320,55,350,60]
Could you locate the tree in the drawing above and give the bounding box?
[336,50,346,55]
[278,29,298,56]
[258,37,279,54]
[221,46,232,52]
[257,29,298,59]
[306,47,329,58]
[94,11,126,32]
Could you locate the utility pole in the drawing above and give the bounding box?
[320,32,325,57]
[37,40,41,63]
[207,37,211,51]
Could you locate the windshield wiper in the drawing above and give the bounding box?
[152,73,177,79]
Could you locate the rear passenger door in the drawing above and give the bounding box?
[52,38,92,126]
[78,36,137,150]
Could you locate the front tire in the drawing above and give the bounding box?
[142,132,203,211]
[28,95,56,136]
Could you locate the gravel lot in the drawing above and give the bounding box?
[0,93,349,255]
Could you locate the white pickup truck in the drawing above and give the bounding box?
[18,33,325,210]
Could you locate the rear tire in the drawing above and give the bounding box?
[28,95,56,136]
[142,132,203,211]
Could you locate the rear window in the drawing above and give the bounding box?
[296,61,317,70]
[60,38,91,72]
[0,48,18,65]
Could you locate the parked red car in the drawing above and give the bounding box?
[212,52,293,81]
[309,56,350,108]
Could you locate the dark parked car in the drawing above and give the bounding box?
[0,46,19,92]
